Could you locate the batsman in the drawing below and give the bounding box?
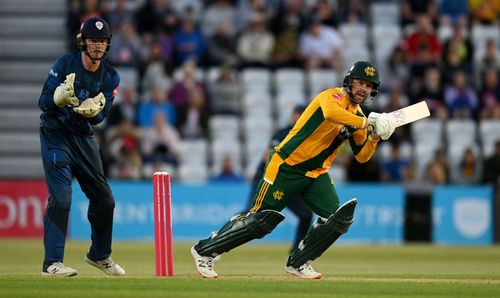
[191,61,396,279]
[38,17,124,277]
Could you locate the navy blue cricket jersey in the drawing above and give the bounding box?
[38,52,120,136]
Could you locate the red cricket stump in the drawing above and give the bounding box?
[153,172,174,276]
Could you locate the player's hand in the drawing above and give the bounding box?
[367,112,380,131]
[53,73,79,107]
[73,92,105,118]
[374,113,396,140]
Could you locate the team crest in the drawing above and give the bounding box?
[273,190,285,201]
[95,21,104,30]
[364,66,376,77]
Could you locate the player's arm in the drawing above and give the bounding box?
[349,128,379,163]
[39,58,78,111]
[318,92,368,129]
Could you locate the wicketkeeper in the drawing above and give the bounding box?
[39,17,124,277]
[191,61,396,279]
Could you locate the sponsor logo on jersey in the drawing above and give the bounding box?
[49,69,58,77]
[273,190,285,201]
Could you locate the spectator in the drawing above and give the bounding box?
[270,0,307,36]
[135,0,176,36]
[201,0,237,39]
[108,18,148,68]
[168,60,208,110]
[299,18,343,70]
[401,0,438,28]
[476,39,500,86]
[469,0,500,25]
[478,68,500,119]
[381,142,413,183]
[414,66,448,120]
[107,120,143,180]
[441,24,474,74]
[208,65,242,115]
[236,0,275,32]
[141,112,181,171]
[236,13,275,68]
[483,141,500,187]
[138,84,177,127]
[176,88,209,139]
[439,0,468,28]
[338,0,367,24]
[425,149,448,184]
[271,26,303,69]
[451,147,483,184]
[141,40,173,94]
[386,44,411,91]
[107,0,134,32]
[209,155,244,182]
[444,71,479,119]
[107,86,138,127]
[441,42,468,85]
[207,22,238,66]
[172,15,207,66]
[314,0,339,28]
[403,14,442,63]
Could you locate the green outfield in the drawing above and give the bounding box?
[1,240,499,297]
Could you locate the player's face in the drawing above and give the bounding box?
[85,38,108,59]
[350,78,374,104]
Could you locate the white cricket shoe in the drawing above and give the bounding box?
[85,254,125,276]
[191,246,218,278]
[41,262,78,277]
[285,261,322,279]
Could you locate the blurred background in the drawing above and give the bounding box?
[0,0,498,245]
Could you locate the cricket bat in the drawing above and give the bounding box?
[391,100,430,127]
[369,101,430,131]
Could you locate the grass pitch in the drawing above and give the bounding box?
[1,240,499,297]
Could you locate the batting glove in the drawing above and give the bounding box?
[53,73,79,107]
[367,112,380,131]
[375,113,396,140]
[73,92,105,118]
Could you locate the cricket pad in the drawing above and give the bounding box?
[287,198,357,268]
[194,210,285,257]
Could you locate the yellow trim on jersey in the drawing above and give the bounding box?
[250,181,270,213]
[263,152,285,184]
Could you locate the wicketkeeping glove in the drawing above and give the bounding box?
[73,92,105,118]
[53,73,79,107]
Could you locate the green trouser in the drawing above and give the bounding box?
[249,163,339,219]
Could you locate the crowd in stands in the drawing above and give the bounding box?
[65,0,500,191]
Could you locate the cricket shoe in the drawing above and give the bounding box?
[85,253,125,276]
[285,261,322,279]
[41,262,78,277]
[191,246,218,278]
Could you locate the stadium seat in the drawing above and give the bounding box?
[339,23,368,48]
[273,68,305,94]
[208,115,240,140]
[308,69,339,97]
[369,1,400,25]
[0,132,40,155]
[411,118,444,153]
[178,163,209,183]
[178,139,209,165]
[479,119,500,157]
